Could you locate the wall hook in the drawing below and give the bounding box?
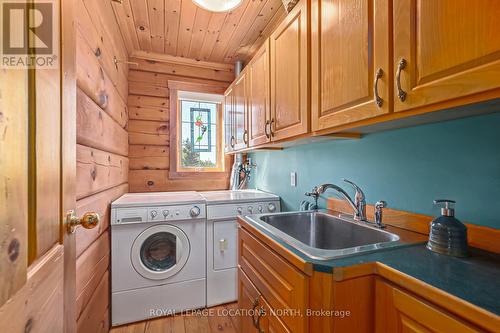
[113,56,139,69]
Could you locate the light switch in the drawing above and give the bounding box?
[290,171,297,187]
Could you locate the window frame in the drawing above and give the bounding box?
[168,81,229,179]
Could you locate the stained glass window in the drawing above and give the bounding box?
[180,100,219,169]
[190,108,211,152]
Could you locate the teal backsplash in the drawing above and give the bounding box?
[248,113,500,229]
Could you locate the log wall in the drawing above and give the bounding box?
[128,64,233,192]
[75,0,128,331]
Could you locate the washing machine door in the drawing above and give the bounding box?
[131,224,190,280]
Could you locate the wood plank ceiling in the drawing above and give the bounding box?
[112,0,286,64]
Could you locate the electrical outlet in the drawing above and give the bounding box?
[290,172,297,187]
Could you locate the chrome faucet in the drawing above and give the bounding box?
[312,179,367,222]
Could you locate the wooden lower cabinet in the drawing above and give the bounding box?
[238,267,291,333]
[238,224,496,333]
[238,267,266,333]
[238,228,308,332]
[375,278,483,333]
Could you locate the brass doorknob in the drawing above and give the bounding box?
[66,210,99,234]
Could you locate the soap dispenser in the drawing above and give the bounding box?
[427,199,468,257]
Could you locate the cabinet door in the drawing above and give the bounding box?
[311,0,391,131]
[224,87,234,152]
[248,40,271,147]
[270,0,309,141]
[375,279,480,333]
[393,0,500,113]
[238,267,267,333]
[233,71,248,150]
[262,298,291,333]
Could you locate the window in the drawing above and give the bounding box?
[176,91,224,172]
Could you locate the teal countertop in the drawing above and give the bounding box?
[243,218,500,316]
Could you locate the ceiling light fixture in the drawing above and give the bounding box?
[192,0,243,12]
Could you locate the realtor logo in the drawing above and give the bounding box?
[0,0,58,68]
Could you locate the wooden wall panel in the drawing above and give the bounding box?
[130,156,170,170]
[129,81,169,97]
[129,69,229,88]
[78,0,128,98]
[127,67,231,192]
[129,106,169,121]
[76,28,128,128]
[129,170,230,192]
[76,270,110,333]
[76,231,110,319]
[129,132,170,146]
[129,57,234,82]
[76,145,129,200]
[128,94,169,108]
[128,119,169,135]
[76,2,128,333]
[77,89,128,156]
[75,183,128,257]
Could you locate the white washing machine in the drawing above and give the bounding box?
[200,190,280,307]
[110,192,207,326]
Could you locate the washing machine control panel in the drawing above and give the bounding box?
[148,204,206,222]
[111,204,206,224]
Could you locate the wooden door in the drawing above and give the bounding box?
[270,0,309,141]
[375,279,480,333]
[393,0,500,113]
[233,71,248,150]
[224,87,234,152]
[311,0,391,131]
[248,40,271,147]
[0,1,91,332]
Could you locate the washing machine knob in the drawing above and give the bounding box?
[150,210,158,219]
[268,203,276,212]
[247,206,254,213]
[162,210,169,218]
[258,205,263,213]
[237,207,243,214]
[190,206,201,217]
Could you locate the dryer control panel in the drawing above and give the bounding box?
[206,200,281,220]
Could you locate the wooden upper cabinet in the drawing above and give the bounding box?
[224,87,234,152]
[270,0,309,141]
[375,279,481,333]
[233,71,249,150]
[311,0,391,131]
[248,40,271,147]
[393,0,500,112]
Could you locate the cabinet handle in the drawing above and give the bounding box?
[264,120,270,139]
[230,135,235,148]
[243,130,248,144]
[374,68,384,108]
[396,58,407,102]
[255,307,265,333]
[251,297,260,327]
[270,119,275,137]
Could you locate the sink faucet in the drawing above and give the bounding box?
[312,179,367,222]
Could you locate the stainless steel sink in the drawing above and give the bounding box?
[244,211,401,260]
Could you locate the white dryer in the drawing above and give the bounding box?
[200,190,280,307]
[110,192,206,326]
